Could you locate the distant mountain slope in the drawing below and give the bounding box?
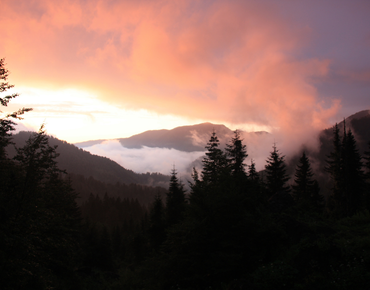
[8,132,169,187]
[75,122,270,152]
[288,109,370,198]
[318,109,370,159]
[118,123,232,152]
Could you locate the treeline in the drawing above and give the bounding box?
[0,59,164,289]
[122,126,370,289]
[10,131,170,187]
[70,173,167,206]
[87,126,370,289]
[0,58,81,288]
[3,57,370,289]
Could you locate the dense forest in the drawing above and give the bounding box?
[2,58,370,289]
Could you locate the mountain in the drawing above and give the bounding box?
[8,132,169,187]
[74,122,273,179]
[75,122,270,152]
[289,109,370,198]
[9,110,370,201]
[318,109,370,159]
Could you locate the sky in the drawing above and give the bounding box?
[1,0,370,148]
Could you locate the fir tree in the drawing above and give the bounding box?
[226,130,248,179]
[148,193,166,251]
[0,60,80,288]
[363,142,370,209]
[364,142,370,180]
[326,123,364,216]
[292,151,322,211]
[1,128,81,289]
[201,130,230,185]
[341,129,364,215]
[265,144,290,197]
[0,58,32,160]
[325,124,342,199]
[292,151,315,201]
[166,167,186,227]
[248,159,259,182]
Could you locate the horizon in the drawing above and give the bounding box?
[2,0,370,148]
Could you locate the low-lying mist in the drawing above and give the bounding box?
[83,140,205,177]
[80,130,278,184]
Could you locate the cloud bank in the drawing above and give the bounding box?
[81,129,276,182]
[84,140,205,177]
[2,0,370,149]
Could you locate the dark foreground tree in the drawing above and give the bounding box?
[0,127,82,289]
[148,193,166,251]
[0,58,32,159]
[165,167,186,228]
[341,129,364,216]
[326,124,364,216]
[0,59,81,289]
[201,130,230,185]
[226,130,248,180]
[265,144,290,197]
[293,151,322,211]
[248,159,259,182]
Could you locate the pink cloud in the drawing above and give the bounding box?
[1,0,340,153]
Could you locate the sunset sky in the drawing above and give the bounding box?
[1,0,370,146]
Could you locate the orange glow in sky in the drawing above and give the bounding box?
[1,0,370,148]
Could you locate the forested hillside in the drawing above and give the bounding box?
[3,58,370,289]
[8,131,169,187]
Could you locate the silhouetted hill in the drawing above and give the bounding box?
[75,122,270,152]
[8,132,169,187]
[287,110,370,198]
[69,173,167,206]
[318,109,370,161]
[118,123,233,151]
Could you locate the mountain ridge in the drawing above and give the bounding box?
[75,122,270,152]
[8,132,169,187]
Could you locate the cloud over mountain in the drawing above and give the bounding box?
[3,0,367,149]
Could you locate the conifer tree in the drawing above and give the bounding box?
[341,129,364,215]
[326,123,364,216]
[325,124,342,199]
[363,142,370,209]
[148,193,166,250]
[166,167,186,227]
[248,159,259,182]
[0,58,31,160]
[292,151,322,211]
[201,130,230,185]
[265,144,290,197]
[0,60,80,288]
[364,142,370,180]
[292,151,315,201]
[226,130,248,179]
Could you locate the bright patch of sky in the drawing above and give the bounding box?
[8,87,205,143]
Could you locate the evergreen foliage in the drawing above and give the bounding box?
[165,167,186,227]
[226,129,248,179]
[292,151,323,211]
[0,58,32,159]
[265,144,290,196]
[4,58,370,289]
[293,152,314,198]
[342,129,364,215]
[0,129,81,289]
[326,124,364,216]
[326,123,342,202]
[364,142,370,180]
[148,193,166,251]
[248,159,259,182]
[0,59,81,289]
[201,130,230,185]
